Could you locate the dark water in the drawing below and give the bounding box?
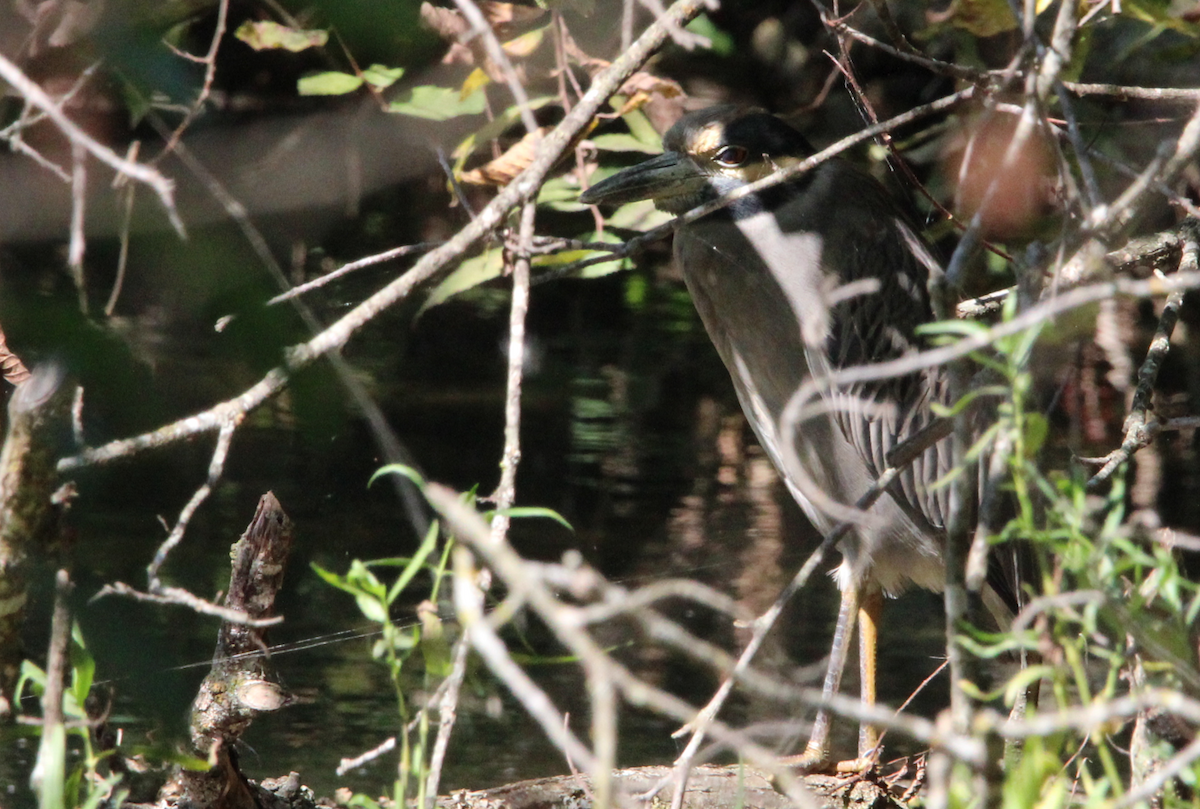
[0,269,949,803]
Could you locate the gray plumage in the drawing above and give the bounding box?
[580,105,997,768]
[585,105,954,596]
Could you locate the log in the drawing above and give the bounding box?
[438,765,904,809]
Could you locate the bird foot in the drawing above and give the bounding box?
[834,755,879,775]
[778,742,836,774]
[778,747,880,776]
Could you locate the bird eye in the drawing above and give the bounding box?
[713,145,749,167]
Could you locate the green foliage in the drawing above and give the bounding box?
[683,14,735,56]
[19,625,128,809]
[298,65,404,96]
[451,95,560,173]
[234,21,329,52]
[419,248,505,315]
[298,71,370,96]
[319,464,572,803]
[389,86,486,120]
[312,516,450,806]
[929,295,1200,807]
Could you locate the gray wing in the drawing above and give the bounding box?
[815,173,955,537]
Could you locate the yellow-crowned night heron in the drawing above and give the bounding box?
[581,106,974,769]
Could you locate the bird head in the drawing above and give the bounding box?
[579,106,815,215]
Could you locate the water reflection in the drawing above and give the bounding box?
[2,270,948,803]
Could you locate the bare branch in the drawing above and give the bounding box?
[1088,221,1198,487]
[0,53,184,236]
[57,0,714,473]
[451,0,539,136]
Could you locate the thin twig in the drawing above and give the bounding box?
[148,418,238,585]
[0,62,100,184]
[1116,734,1200,809]
[452,0,539,136]
[1083,101,1200,240]
[431,484,820,807]
[93,581,284,627]
[541,86,979,285]
[158,0,230,156]
[67,141,88,314]
[1063,82,1200,102]
[650,417,953,804]
[452,547,599,773]
[827,18,990,84]
[489,200,536,542]
[57,0,714,474]
[1054,83,1102,211]
[0,53,184,236]
[423,636,471,807]
[1088,223,1197,487]
[265,242,442,306]
[338,736,397,777]
[154,114,434,539]
[778,269,1200,525]
[104,143,140,316]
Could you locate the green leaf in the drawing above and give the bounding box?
[67,623,94,716]
[314,559,386,607]
[16,659,47,702]
[524,227,629,277]
[362,64,404,89]
[1023,412,1049,456]
[374,631,417,656]
[346,559,385,596]
[369,463,426,489]
[418,604,453,677]
[1120,0,1200,36]
[390,85,486,121]
[538,175,591,212]
[387,521,441,604]
[492,506,574,530]
[503,26,547,57]
[1003,664,1058,706]
[938,0,1054,38]
[419,248,505,314]
[452,95,558,171]
[235,20,329,52]
[355,593,389,624]
[125,745,212,771]
[916,318,991,339]
[684,14,734,55]
[310,563,349,590]
[535,0,594,13]
[298,71,365,96]
[619,108,662,150]
[591,133,662,154]
[31,721,67,809]
[346,794,383,809]
[81,777,126,809]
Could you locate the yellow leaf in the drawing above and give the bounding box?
[502,26,546,58]
[461,68,491,100]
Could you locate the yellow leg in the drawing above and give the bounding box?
[833,588,882,774]
[858,589,882,760]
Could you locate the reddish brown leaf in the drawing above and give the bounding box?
[0,326,31,386]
